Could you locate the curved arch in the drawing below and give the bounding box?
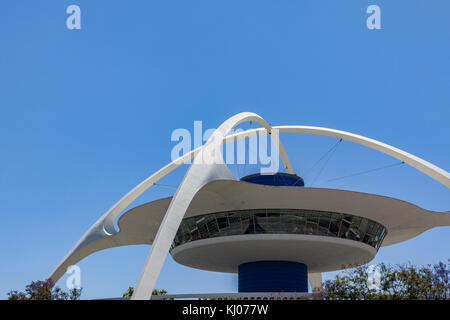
[48,115,449,287]
[132,112,284,299]
[274,126,449,188]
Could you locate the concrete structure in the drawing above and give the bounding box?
[48,112,450,300]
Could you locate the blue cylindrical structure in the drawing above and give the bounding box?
[240,172,304,187]
[238,261,308,293]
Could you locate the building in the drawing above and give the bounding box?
[48,112,450,300]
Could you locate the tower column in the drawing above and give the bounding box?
[238,261,308,293]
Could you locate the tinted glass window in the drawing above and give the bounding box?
[170,209,387,253]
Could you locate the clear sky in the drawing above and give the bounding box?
[0,1,449,299]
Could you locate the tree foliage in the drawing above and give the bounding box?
[7,279,82,300]
[319,259,449,300]
[122,287,167,298]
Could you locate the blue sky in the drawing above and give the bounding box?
[0,1,449,299]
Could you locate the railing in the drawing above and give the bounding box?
[150,292,314,300]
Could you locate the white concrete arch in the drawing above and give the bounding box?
[48,113,449,296]
[132,112,288,299]
[274,126,450,188]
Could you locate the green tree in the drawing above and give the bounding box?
[7,279,82,300]
[320,259,449,300]
[122,286,134,298]
[122,287,167,298]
